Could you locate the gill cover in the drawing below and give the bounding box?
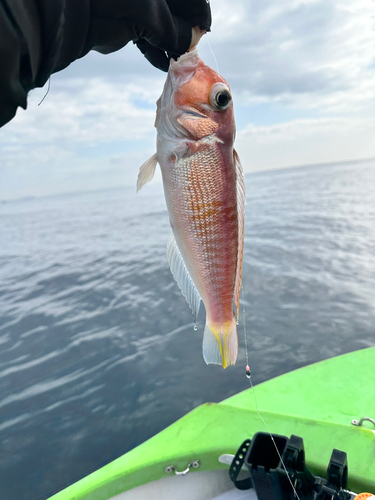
[155,49,201,141]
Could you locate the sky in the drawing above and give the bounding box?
[1,0,375,199]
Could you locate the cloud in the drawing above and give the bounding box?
[4,79,157,144]
[207,0,375,112]
[236,116,375,171]
[1,0,375,198]
[1,77,159,168]
[0,73,160,198]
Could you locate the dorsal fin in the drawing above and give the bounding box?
[167,234,201,321]
[233,149,246,317]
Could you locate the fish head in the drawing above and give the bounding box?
[156,49,235,145]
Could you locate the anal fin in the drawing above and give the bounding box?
[167,234,201,321]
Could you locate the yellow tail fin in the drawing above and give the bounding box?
[202,317,238,368]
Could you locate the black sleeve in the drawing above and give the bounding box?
[0,0,211,128]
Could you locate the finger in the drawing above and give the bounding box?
[189,26,206,50]
[166,0,212,32]
[136,39,169,72]
[143,14,192,57]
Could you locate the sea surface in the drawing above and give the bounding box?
[1,159,375,500]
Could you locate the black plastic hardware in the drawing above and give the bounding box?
[327,449,348,490]
[245,433,289,500]
[230,432,352,500]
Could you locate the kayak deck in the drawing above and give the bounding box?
[48,347,375,499]
[113,470,254,500]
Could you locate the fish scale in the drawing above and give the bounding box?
[164,147,238,318]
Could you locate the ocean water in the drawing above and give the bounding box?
[0,159,375,500]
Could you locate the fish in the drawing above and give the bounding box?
[137,48,245,368]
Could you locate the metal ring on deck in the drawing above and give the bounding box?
[164,460,200,475]
[351,417,375,428]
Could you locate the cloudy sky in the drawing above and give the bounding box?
[1,0,375,199]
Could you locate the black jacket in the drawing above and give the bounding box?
[0,0,211,127]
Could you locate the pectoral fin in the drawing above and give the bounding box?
[136,153,158,192]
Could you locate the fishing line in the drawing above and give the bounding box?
[205,35,219,74]
[241,284,301,500]
[38,77,51,106]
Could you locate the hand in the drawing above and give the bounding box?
[87,0,212,71]
[0,0,211,128]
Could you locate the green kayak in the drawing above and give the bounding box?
[48,347,375,500]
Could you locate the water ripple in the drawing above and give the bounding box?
[0,162,375,499]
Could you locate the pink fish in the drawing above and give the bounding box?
[137,49,245,368]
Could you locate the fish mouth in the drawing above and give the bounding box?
[169,49,200,87]
[170,47,199,67]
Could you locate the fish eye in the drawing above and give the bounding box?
[210,83,232,111]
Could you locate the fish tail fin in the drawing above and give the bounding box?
[203,317,238,369]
